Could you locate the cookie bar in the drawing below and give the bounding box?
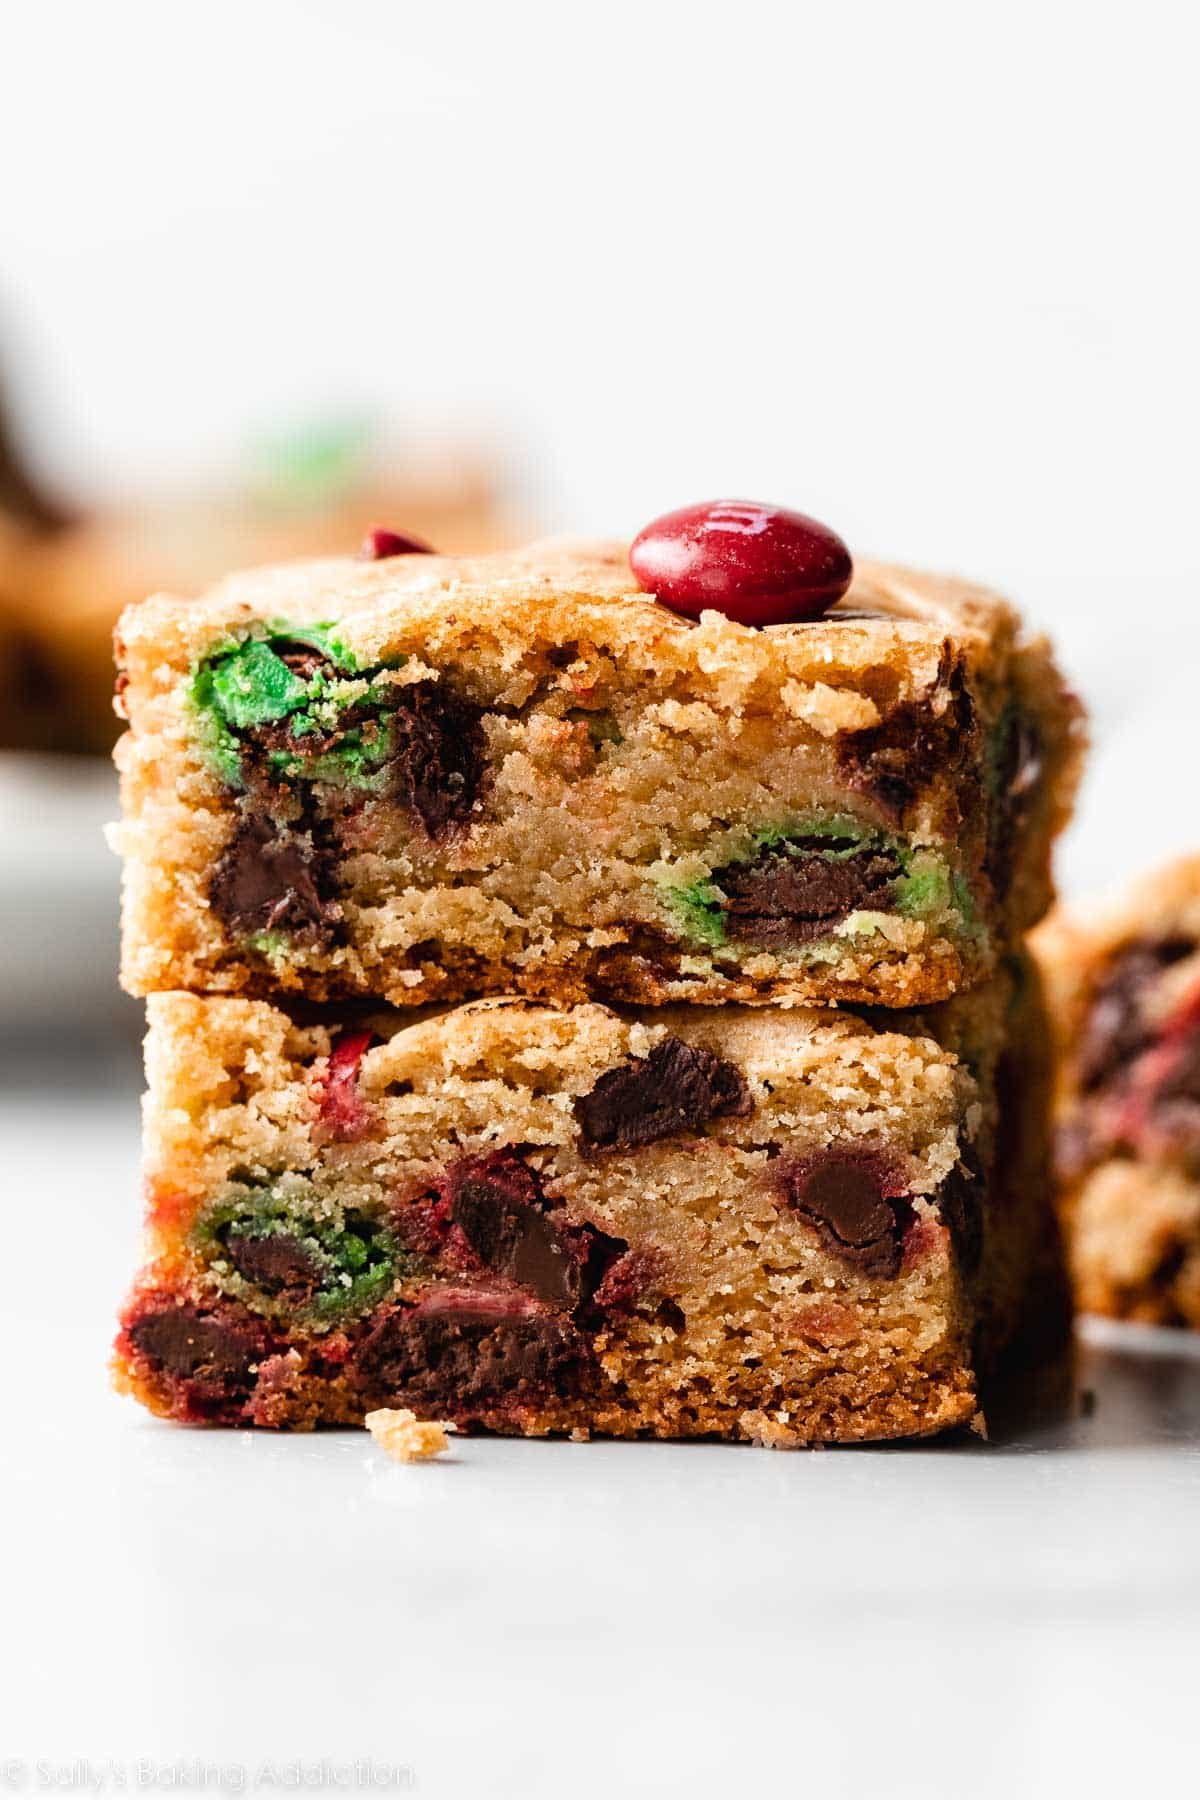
[0,365,510,755]
[112,966,1063,1444]
[1034,858,1200,1327]
[113,540,1083,1011]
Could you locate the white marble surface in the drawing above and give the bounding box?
[2,1055,1198,1799]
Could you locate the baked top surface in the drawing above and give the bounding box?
[117,538,1019,683]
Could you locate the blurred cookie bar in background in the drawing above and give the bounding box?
[1033,857,1200,1328]
[0,388,516,756]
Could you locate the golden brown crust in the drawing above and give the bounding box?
[116,543,1017,717]
[114,1333,982,1445]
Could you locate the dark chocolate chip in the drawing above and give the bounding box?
[448,1156,581,1309]
[576,1035,752,1151]
[388,682,485,835]
[718,841,901,946]
[352,1301,584,1410]
[128,1305,261,1386]
[230,667,484,842]
[208,813,342,947]
[780,1153,909,1278]
[838,656,975,820]
[443,1152,628,1313]
[223,1231,322,1299]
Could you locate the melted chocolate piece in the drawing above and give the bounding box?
[719,841,901,946]
[448,1156,581,1308]
[236,670,484,840]
[443,1152,628,1313]
[780,1153,910,1278]
[351,1301,584,1410]
[838,656,975,820]
[128,1305,261,1386]
[576,1035,752,1151]
[388,682,484,834]
[223,1231,322,1299]
[1077,938,1193,1093]
[209,813,341,947]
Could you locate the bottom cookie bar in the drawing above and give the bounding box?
[113,973,1061,1445]
[1035,857,1200,1327]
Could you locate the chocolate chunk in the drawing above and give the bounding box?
[128,1305,261,1386]
[780,1153,910,1278]
[576,1035,752,1151]
[273,641,337,684]
[223,1231,322,1299]
[448,1155,581,1308]
[352,1301,584,1410]
[1078,938,1193,1093]
[209,813,342,947]
[231,664,484,841]
[718,840,901,946]
[838,656,975,820]
[444,1152,628,1312]
[388,682,484,835]
[933,1161,983,1275]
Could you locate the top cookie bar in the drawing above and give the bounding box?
[114,538,1084,1009]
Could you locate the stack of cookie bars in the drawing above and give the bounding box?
[110,523,1085,1444]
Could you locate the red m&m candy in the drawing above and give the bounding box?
[360,526,435,560]
[630,500,852,625]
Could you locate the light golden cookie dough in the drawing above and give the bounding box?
[112,967,1064,1446]
[1034,857,1200,1328]
[113,540,1084,1012]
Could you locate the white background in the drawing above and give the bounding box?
[4,0,1200,894]
[3,5,1199,1796]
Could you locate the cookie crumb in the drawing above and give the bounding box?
[364,1407,456,1463]
[739,1408,802,1449]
